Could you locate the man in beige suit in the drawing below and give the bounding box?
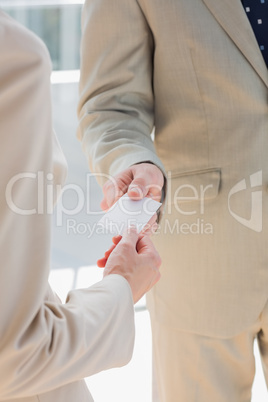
[0,10,161,402]
[78,0,268,400]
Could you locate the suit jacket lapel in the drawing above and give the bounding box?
[202,0,268,88]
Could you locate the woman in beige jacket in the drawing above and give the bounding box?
[0,10,161,402]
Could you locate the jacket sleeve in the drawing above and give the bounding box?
[77,0,166,185]
[0,11,134,399]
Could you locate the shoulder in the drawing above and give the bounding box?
[0,9,51,74]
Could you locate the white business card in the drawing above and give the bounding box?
[97,194,162,235]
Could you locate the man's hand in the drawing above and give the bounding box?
[98,227,161,304]
[101,163,164,210]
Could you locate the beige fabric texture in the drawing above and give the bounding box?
[0,10,135,402]
[151,298,268,402]
[78,0,268,339]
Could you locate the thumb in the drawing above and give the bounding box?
[120,226,139,247]
[136,234,156,254]
[128,177,148,200]
[127,163,164,201]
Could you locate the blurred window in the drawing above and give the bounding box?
[0,0,83,71]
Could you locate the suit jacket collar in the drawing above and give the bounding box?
[202,0,268,88]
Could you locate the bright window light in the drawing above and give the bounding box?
[0,1,84,6]
[51,70,80,84]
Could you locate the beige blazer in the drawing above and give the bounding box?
[78,0,268,337]
[0,10,135,402]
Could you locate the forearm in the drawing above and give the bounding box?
[0,275,134,399]
[77,0,165,184]
[0,13,134,399]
